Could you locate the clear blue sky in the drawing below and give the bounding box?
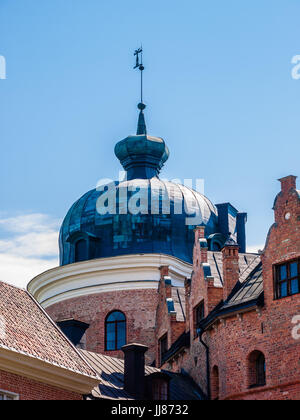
[0,1,300,285]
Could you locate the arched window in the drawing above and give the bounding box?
[75,239,88,262]
[105,311,126,351]
[248,351,266,388]
[211,366,220,400]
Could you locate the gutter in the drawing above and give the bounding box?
[198,328,211,401]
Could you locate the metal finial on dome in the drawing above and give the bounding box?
[134,47,147,135]
[137,102,147,135]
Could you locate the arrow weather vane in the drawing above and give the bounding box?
[134,46,145,104]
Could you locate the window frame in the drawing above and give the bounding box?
[248,351,266,389]
[274,258,300,300]
[0,389,19,401]
[105,311,127,351]
[159,333,168,365]
[194,301,205,338]
[255,353,266,388]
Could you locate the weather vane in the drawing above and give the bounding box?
[134,46,145,104]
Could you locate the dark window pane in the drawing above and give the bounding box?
[117,322,126,349]
[280,265,287,280]
[290,262,298,278]
[291,279,299,295]
[106,311,126,351]
[75,239,88,262]
[280,282,288,298]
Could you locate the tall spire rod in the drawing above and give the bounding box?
[134,46,147,135]
[134,46,144,103]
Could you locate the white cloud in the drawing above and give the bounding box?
[247,244,265,254]
[0,214,60,288]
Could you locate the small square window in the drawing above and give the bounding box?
[275,260,300,299]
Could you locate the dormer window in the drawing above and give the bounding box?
[275,259,300,299]
[66,232,100,264]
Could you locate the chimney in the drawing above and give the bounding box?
[279,175,297,194]
[222,237,240,301]
[122,343,148,399]
[160,266,172,298]
[194,225,208,263]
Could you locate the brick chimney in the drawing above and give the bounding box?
[222,237,240,301]
[194,225,208,264]
[279,175,297,194]
[122,343,148,399]
[159,266,172,298]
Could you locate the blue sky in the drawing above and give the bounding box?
[1,0,300,286]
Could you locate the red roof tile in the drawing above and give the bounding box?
[0,281,97,378]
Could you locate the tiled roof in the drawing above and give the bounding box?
[0,281,97,378]
[207,252,259,287]
[81,350,205,400]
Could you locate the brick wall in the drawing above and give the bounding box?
[155,267,186,366]
[46,289,158,364]
[162,177,300,400]
[0,370,81,400]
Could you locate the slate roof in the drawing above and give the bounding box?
[81,350,205,400]
[0,281,98,378]
[171,287,186,322]
[199,262,264,329]
[207,252,260,287]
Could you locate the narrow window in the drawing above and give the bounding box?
[159,334,168,364]
[275,259,300,299]
[194,301,205,337]
[211,366,220,400]
[105,311,126,351]
[248,351,266,388]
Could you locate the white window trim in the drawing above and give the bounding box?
[0,389,19,400]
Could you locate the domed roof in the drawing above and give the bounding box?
[59,103,220,266]
[59,178,218,266]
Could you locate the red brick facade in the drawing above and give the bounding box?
[161,176,300,400]
[41,176,300,400]
[155,266,185,365]
[0,370,81,401]
[46,289,158,364]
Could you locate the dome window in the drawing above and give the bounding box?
[66,232,100,264]
[75,239,88,263]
